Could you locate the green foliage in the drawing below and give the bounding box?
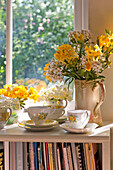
[0,0,74,86]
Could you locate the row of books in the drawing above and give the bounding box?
[3,142,102,170]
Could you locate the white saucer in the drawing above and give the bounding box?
[59,122,99,133]
[19,120,58,131]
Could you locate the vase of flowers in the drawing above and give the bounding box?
[0,84,40,123]
[43,29,113,126]
[38,83,72,119]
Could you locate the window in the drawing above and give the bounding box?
[0,0,88,88]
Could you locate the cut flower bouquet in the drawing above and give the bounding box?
[0,84,40,109]
[37,83,72,104]
[44,30,113,84]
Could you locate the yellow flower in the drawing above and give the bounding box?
[79,34,83,41]
[54,43,76,63]
[86,62,92,71]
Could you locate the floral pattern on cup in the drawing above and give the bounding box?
[36,112,48,120]
[69,115,77,122]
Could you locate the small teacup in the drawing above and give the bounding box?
[67,110,91,129]
[27,106,55,125]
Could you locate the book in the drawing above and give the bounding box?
[54,143,58,170]
[4,141,9,170]
[48,143,53,170]
[57,146,61,170]
[41,142,45,170]
[75,143,82,170]
[23,142,28,170]
[67,143,73,170]
[10,142,16,170]
[43,142,47,170]
[62,143,69,170]
[57,143,65,169]
[89,143,95,170]
[84,143,90,170]
[15,142,23,170]
[0,142,4,170]
[29,142,35,170]
[33,142,38,170]
[45,142,49,170]
[78,143,86,170]
[52,143,55,170]
[37,142,41,170]
[27,142,30,170]
[71,143,78,170]
[91,143,101,170]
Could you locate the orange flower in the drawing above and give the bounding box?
[86,62,92,71]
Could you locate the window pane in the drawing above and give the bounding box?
[13,0,74,88]
[0,0,6,88]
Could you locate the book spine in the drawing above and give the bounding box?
[67,143,73,170]
[4,141,9,170]
[29,142,35,170]
[45,142,49,170]
[0,142,4,170]
[27,142,30,170]
[33,142,38,170]
[38,143,41,170]
[16,142,23,170]
[23,142,28,170]
[75,143,82,170]
[43,142,47,170]
[84,143,90,170]
[54,143,58,170]
[71,143,78,170]
[62,144,69,170]
[57,146,61,170]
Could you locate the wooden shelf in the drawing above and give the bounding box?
[0,122,112,143]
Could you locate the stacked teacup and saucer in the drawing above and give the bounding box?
[60,110,98,133]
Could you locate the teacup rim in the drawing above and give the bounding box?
[28,106,50,109]
[67,109,90,114]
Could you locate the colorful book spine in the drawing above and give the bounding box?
[33,142,38,170]
[29,142,35,170]
[71,143,78,170]
[0,142,4,170]
[4,141,9,170]
[45,142,49,170]
[15,142,23,170]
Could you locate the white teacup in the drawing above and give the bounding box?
[67,110,91,129]
[27,106,55,125]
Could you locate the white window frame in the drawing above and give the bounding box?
[6,0,88,84]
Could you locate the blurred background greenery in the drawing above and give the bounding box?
[0,0,74,88]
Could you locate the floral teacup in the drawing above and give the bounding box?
[67,110,90,129]
[27,106,55,125]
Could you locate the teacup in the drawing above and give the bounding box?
[0,107,12,129]
[67,110,91,129]
[27,106,55,125]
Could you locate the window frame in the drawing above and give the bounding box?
[6,0,88,84]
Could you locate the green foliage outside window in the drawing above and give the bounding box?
[0,0,74,87]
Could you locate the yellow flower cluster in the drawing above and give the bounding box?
[84,46,102,71]
[44,30,113,83]
[54,43,76,63]
[0,85,40,108]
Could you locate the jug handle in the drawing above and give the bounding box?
[93,81,106,117]
[6,108,12,121]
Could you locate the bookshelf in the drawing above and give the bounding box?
[0,122,112,170]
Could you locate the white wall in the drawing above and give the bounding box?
[89,0,113,120]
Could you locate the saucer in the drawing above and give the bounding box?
[19,120,58,131]
[59,122,99,133]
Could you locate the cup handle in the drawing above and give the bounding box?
[63,100,68,109]
[61,110,65,116]
[82,111,89,125]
